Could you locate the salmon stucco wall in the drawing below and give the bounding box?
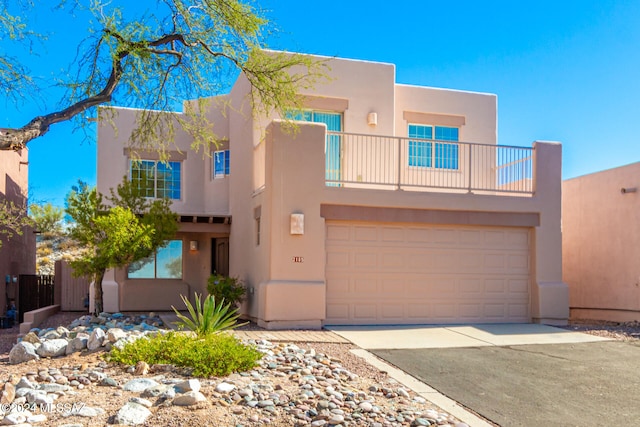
[563,162,640,321]
[0,149,36,314]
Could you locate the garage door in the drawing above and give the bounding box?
[325,221,530,325]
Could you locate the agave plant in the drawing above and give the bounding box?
[172,292,246,336]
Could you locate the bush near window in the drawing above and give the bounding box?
[107,331,262,377]
[207,274,246,307]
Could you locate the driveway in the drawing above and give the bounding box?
[329,325,640,426]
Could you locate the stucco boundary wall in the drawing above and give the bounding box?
[245,123,568,329]
[563,161,640,323]
[19,304,61,335]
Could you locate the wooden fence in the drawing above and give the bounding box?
[55,260,91,312]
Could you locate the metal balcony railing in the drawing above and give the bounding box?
[325,132,534,195]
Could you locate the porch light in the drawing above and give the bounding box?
[367,112,378,126]
[189,240,199,251]
[290,213,304,235]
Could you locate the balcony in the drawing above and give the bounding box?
[325,132,534,196]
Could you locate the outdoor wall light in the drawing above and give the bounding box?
[621,187,637,194]
[367,112,378,126]
[290,213,304,235]
[189,240,199,251]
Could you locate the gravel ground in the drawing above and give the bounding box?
[0,313,639,426]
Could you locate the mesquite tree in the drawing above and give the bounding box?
[0,0,325,152]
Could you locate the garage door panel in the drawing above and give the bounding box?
[326,303,349,320]
[354,252,377,268]
[460,230,482,245]
[381,304,404,319]
[381,252,404,268]
[460,279,483,294]
[325,221,531,325]
[432,229,457,244]
[326,224,351,241]
[354,226,377,241]
[326,250,350,268]
[459,303,483,318]
[382,227,404,242]
[407,228,431,243]
[508,254,529,271]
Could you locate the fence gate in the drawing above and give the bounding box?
[17,275,55,323]
[56,260,91,311]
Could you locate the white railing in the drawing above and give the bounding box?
[325,132,534,195]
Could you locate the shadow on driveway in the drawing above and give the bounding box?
[373,341,640,427]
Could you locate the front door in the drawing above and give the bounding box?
[211,238,229,276]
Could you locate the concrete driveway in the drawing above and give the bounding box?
[329,325,640,426]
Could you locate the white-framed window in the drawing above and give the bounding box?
[408,124,459,170]
[287,109,343,184]
[130,160,181,199]
[213,150,230,178]
[127,240,183,279]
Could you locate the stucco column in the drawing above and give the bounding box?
[531,141,569,324]
[102,268,119,313]
[257,121,327,329]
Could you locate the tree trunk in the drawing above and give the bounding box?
[93,270,105,316]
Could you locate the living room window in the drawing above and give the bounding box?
[130,160,181,199]
[408,124,459,170]
[213,150,230,178]
[127,240,183,279]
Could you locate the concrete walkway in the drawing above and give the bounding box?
[327,323,611,349]
[158,313,348,343]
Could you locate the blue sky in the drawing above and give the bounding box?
[3,0,640,207]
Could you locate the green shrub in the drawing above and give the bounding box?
[107,331,262,377]
[172,292,246,336]
[207,274,246,306]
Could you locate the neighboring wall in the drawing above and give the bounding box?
[563,162,640,321]
[0,149,36,315]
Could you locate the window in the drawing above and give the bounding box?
[408,124,459,170]
[287,109,343,184]
[130,160,181,199]
[256,216,261,246]
[128,240,183,279]
[213,150,230,178]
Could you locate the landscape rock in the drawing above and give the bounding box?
[172,390,206,406]
[113,401,152,425]
[122,378,160,393]
[87,328,106,351]
[175,379,200,393]
[36,338,69,358]
[0,382,15,405]
[9,342,40,364]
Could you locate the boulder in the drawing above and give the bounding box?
[36,339,69,358]
[9,342,40,364]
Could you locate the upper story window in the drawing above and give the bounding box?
[130,160,181,200]
[408,124,459,170]
[287,110,343,185]
[213,150,230,178]
[287,110,342,132]
[127,239,183,279]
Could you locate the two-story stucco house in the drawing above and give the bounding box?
[97,54,569,328]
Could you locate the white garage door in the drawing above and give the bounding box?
[325,221,531,325]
